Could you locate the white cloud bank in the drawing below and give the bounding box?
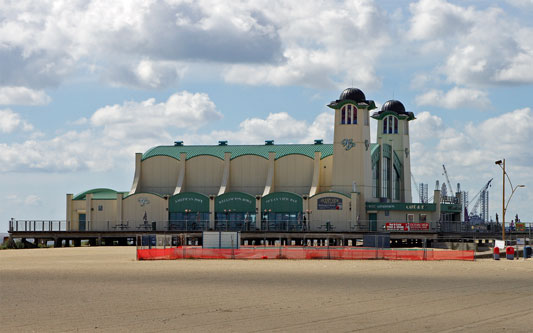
[409,0,533,86]
[415,87,490,110]
[0,109,33,133]
[0,86,51,105]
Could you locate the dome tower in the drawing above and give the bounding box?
[371,100,415,202]
[327,88,377,221]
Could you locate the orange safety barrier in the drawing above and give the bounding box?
[137,246,475,261]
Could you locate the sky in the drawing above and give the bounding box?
[1,0,532,232]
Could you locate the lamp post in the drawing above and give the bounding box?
[495,159,526,241]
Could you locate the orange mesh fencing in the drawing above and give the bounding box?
[137,246,475,261]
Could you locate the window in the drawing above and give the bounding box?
[382,157,390,198]
[383,116,399,134]
[98,205,103,211]
[420,214,427,222]
[393,167,400,200]
[347,105,352,124]
[341,104,357,125]
[407,214,414,222]
[372,161,380,198]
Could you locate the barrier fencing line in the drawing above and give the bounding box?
[136,246,475,261]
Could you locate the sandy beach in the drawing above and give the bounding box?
[1,247,532,332]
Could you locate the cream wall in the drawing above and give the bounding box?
[70,200,85,230]
[122,193,168,229]
[89,200,118,230]
[308,193,352,231]
[230,155,269,195]
[274,155,314,195]
[319,156,333,192]
[140,156,180,195]
[185,156,224,195]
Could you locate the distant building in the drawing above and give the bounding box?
[66,88,461,233]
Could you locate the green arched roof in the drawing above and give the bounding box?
[73,188,128,200]
[142,144,334,161]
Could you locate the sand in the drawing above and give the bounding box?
[1,247,532,332]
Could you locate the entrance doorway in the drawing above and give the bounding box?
[369,213,377,232]
[79,213,86,231]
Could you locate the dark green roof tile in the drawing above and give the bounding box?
[142,144,335,161]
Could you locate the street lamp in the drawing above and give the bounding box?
[495,159,526,241]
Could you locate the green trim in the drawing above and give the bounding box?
[327,100,377,111]
[123,192,165,199]
[230,153,269,161]
[366,202,436,211]
[169,192,209,213]
[393,151,403,174]
[215,192,256,213]
[262,192,303,213]
[142,144,334,162]
[73,188,127,201]
[371,144,380,166]
[441,204,462,212]
[310,191,351,199]
[371,111,415,121]
[383,144,391,159]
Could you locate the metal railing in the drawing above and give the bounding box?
[8,218,533,236]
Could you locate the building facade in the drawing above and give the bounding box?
[66,88,461,232]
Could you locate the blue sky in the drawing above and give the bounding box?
[1,0,532,232]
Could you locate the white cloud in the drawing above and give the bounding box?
[408,0,533,86]
[90,91,221,139]
[0,109,33,133]
[0,0,391,90]
[197,111,334,145]
[0,91,221,172]
[0,86,51,105]
[224,0,390,89]
[410,108,532,218]
[415,87,490,109]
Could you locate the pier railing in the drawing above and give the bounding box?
[8,218,533,235]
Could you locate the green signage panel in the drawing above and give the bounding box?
[169,192,210,213]
[441,204,462,212]
[262,192,303,213]
[366,202,436,211]
[215,192,255,213]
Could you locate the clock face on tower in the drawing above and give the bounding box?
[342,138,355,151]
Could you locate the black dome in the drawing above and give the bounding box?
[381,100,406,113]
[339,88,366,103]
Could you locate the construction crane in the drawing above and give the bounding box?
[468,178,493,220]
[411,174,422,203]
[442,164,454,196]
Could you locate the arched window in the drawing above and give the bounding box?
[341,104,357,125]
[383,116,399,134]
[347,105,352,124]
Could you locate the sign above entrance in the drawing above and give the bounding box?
[262,192,302,213]
[366,202,436,211]
[215,192,255,213]
[169,192,209,213]
[317,197,343,210]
